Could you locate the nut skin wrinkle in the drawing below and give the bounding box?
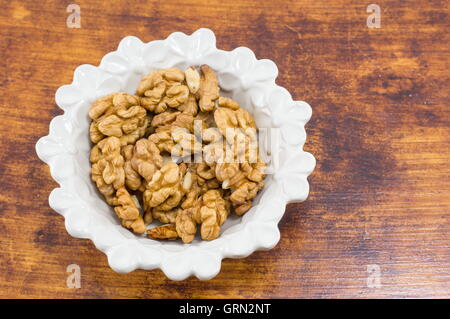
[90,136,125,205]
[114,187,146,234]
[131,138,163,183]
[152,208,179,224]
[199,189,229,241]
[175,209,198,243]
[89,92,147,146]
[147,224,178,240]
[122,144,142,191]
[143,162,187,214]
[214,105,256,143]
[136,68,189,114]
[149,112,198,155]
[218,96,240,110]
[178,93,199,116]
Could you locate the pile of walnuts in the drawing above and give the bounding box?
[89,65,266,243]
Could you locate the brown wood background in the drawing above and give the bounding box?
[0,0,449,299]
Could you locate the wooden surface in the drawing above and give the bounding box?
[0,0,449,299]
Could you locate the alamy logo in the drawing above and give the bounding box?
[367,4,381,28]
[66,264,81,288]
[66,4,81,28]
[366,264,381,288]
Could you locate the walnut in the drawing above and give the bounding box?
[145,169,193,225]
[90,122,104,144]
[175,185,230,243]
[215,161,265,215]
[151,208,179,224]
[197,65,219,112]
[215,162,243,187]
[216,156,266,186]
[198,189,229,241]
[233,201,253,216]
[153,112,195,132]
[184,66,200,94]
[171,127,203,157]
[147,224,178,240]
[180,171,203,210]
[143,162,188,213]
[170,170,211,243]
[149,130,174,153]
[90,136,125,204]
[121,145,142,191]
[204,177,221,190]
[167,190,230,243]
[195,110,216,128]
[217,96,240,110]
[241,159,266,183]
[137,68,184,98]
[196,162,216,180]
[149,173,230,243]
[121,138,163,192]
[214,102,256,142]
[89,93,148,145]
[122,218,146,234]
[178,93,198,116]
[150,111,181,128]
[114,188,146,234]
[164,84,189,109]
[213,118,258,165]
[149,113,200,157]
[137,68,189,113]
[175,209,198,243]
[229,179,264,216]
[211,134,266,216]
[201,127,225,165]
[131,138,163,183]
[228,179,258,203]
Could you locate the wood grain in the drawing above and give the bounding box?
[0,0,449,298]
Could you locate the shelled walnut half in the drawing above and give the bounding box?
[89,92,148,146]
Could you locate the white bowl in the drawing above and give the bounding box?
[35,28,316,280]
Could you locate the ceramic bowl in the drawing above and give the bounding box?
[35,28,315,280]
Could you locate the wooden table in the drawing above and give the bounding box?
[0,0,449,298]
